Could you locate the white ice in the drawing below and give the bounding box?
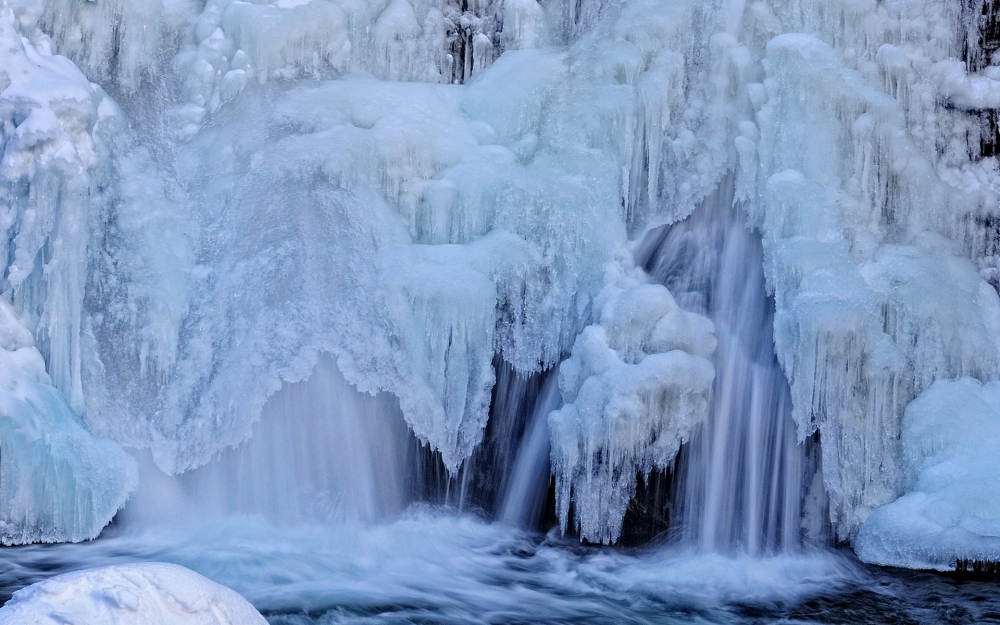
[549,261,715,544]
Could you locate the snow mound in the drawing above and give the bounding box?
[549,262,715,544]
[855,377,1000,570]
[0,563,266,624]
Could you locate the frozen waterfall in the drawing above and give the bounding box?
[4,0,1000,609]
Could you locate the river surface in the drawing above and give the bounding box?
[1,507,997,624]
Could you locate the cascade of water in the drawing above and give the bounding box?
[638,178,808,554]
[392,358,559,523]
[498,367,560,528]
[124,354,413,526]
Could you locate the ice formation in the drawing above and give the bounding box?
[746,12,1000,545]
[0,301,137,544]
[549,262,715,544]
[855,378,1000,570]
[3,0,740,480]
[0,562,267,624]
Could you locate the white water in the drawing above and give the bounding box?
[0,512,864,623]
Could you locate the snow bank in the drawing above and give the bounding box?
[0,563,266,624]
[0,301,137,545]
[855,377,1000,570]
[550,263,715,544]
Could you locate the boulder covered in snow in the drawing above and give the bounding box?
[0,563,267,625]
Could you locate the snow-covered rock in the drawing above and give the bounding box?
[0,563,267,624]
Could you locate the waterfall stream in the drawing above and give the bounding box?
[638,178,810,554]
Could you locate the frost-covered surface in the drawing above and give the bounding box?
[0,301,137,545]
[549,262,715,544]
[0,0,115,415]
[855,378,1000,570]
[0,562,266,624]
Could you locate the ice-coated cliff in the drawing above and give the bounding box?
[4,0,1000,567]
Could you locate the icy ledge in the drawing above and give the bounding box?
[0,302,137,545]
[0,563,267,624]
[549,263,715,544]
[855,378,1000,570]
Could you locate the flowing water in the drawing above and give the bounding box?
[637,178,814,555]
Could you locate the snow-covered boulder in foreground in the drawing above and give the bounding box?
[0,563,267,624]
[0,301,137,545]
[855,378,1000,570]
[549,263,715,544]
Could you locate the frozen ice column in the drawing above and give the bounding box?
[550,262,716,544]
[0,301,137,545]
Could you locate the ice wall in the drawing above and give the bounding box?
[734,3,1000,544]
[2,0,744,482]
[8,0,1000,563]
[0,0,140,544]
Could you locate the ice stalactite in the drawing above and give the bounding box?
[1,0,108,414]
[745,27,1000,543]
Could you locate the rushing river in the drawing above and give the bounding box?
[1,510,996,624]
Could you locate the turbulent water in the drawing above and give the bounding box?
[0,514,997,624]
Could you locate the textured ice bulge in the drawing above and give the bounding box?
[0,562,267,624]
[855,378,1000,570]
[549,262,715,544]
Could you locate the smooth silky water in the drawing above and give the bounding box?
[2,182,996,624]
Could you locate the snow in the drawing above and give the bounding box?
[855,377,1000,570]
[0,562,267,624]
